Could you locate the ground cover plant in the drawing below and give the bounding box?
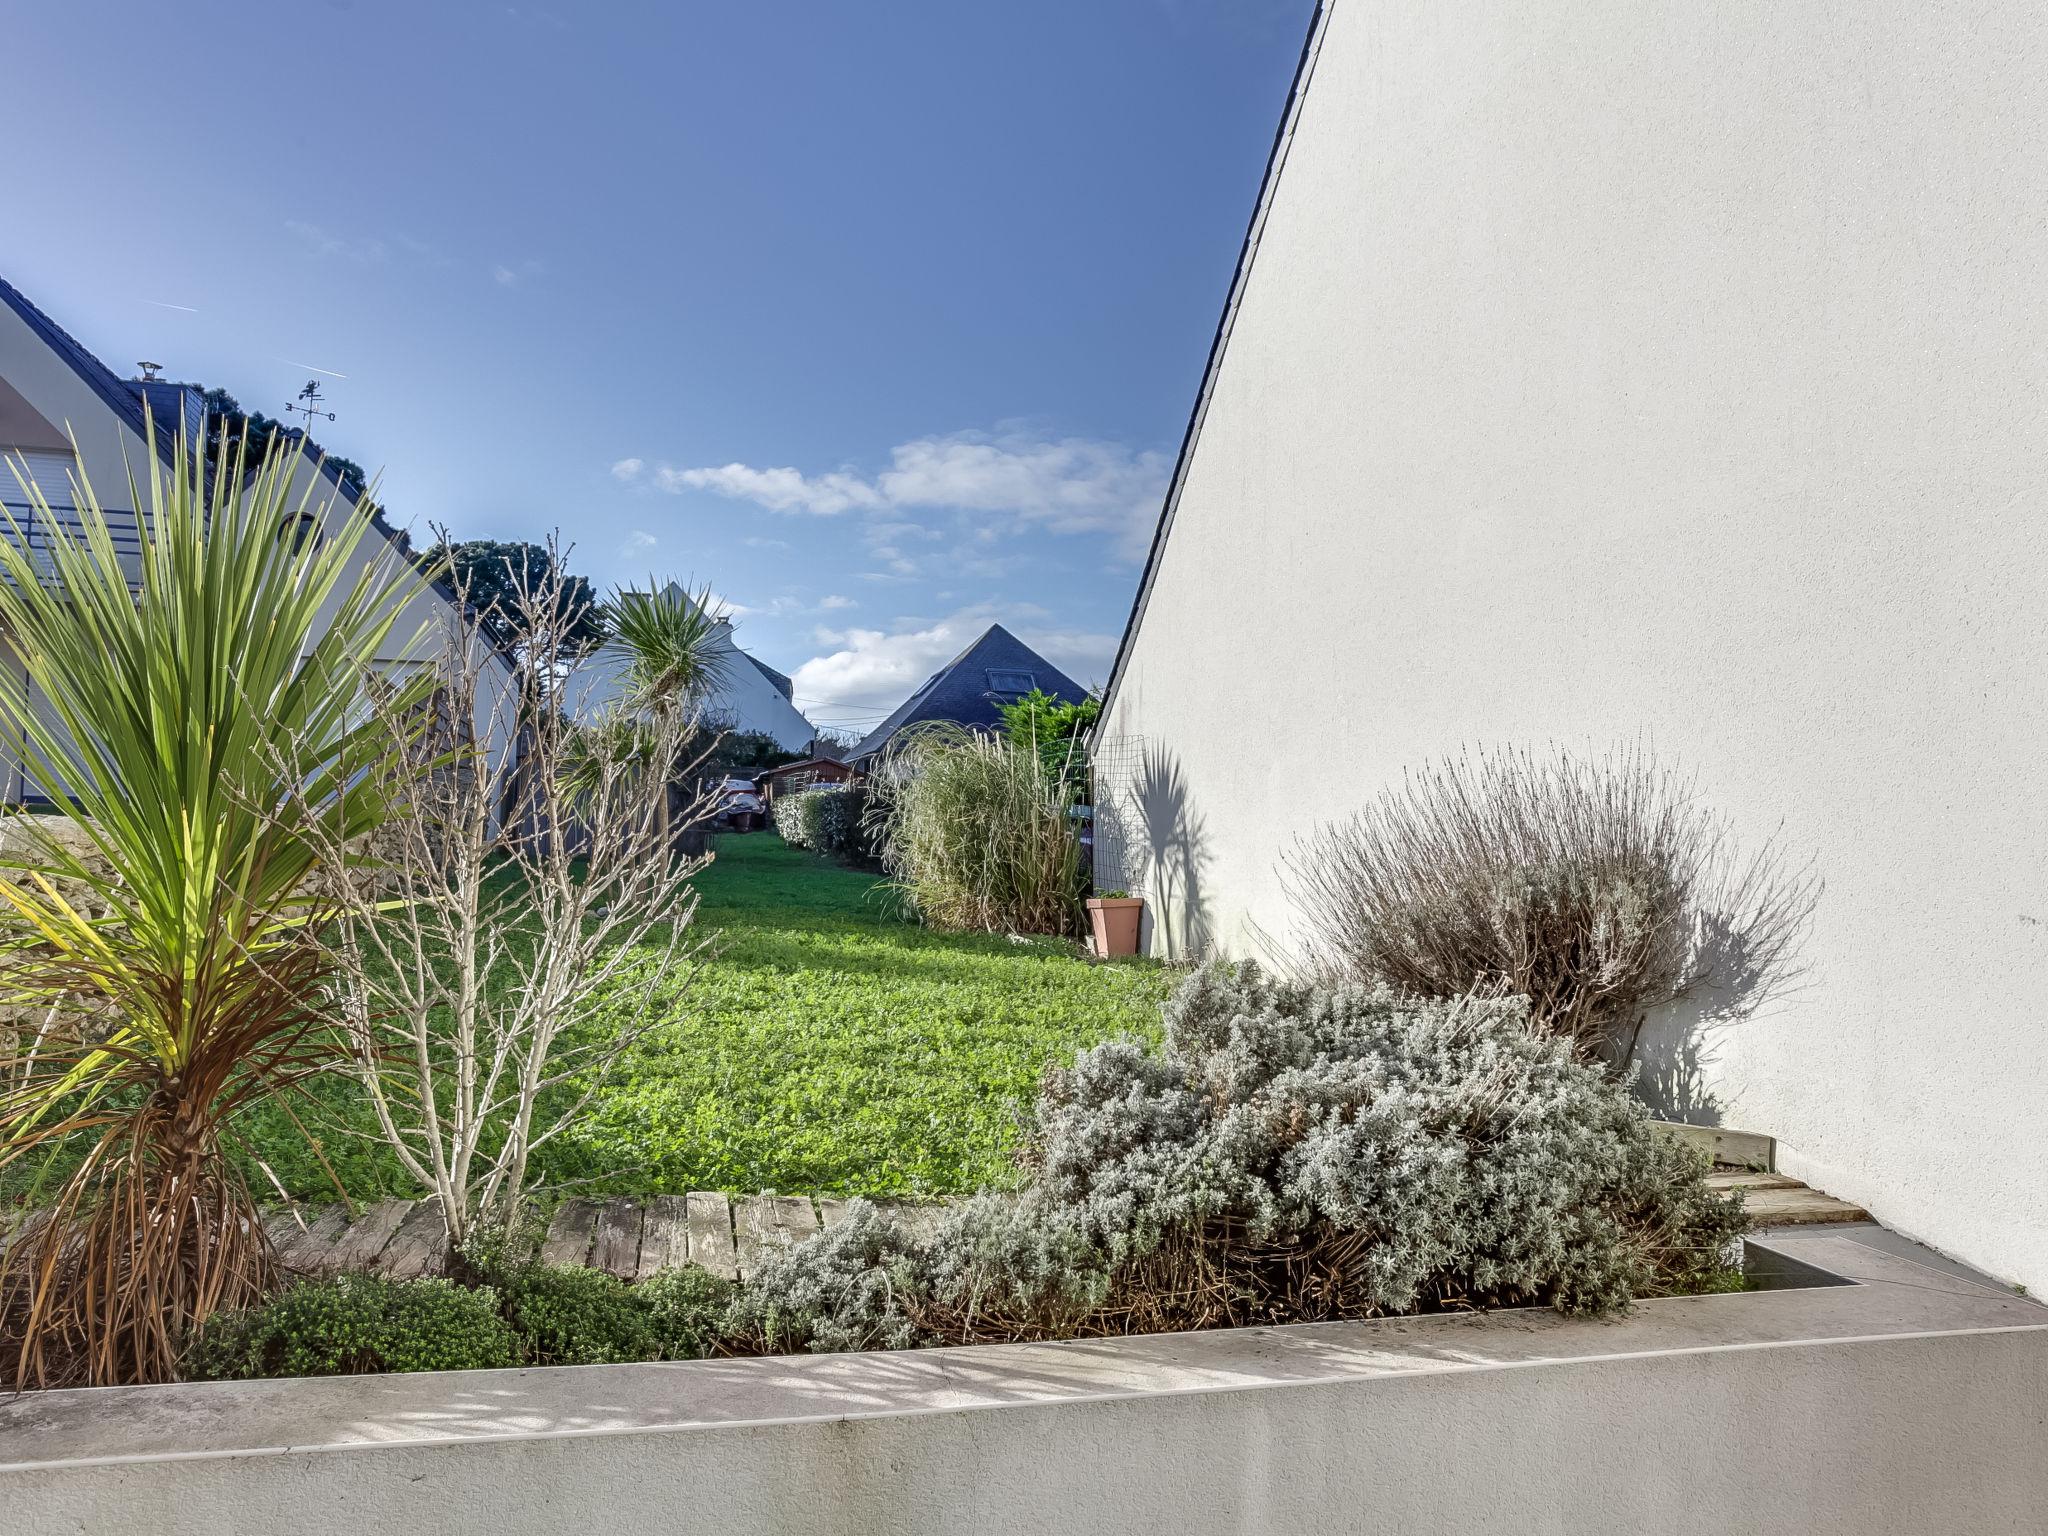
[223,833,1171,1203]
[727,962,1749,1353]
[187,1246,736,1379]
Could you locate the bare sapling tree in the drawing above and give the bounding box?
[289,541,721,1260]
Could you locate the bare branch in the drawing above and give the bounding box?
[273,534,717,1251]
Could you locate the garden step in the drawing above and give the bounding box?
[684,1192,739,1280]
[638,1195,692,1279]
[1705,1171,1805,1192]
[1742,1186,1871,1226]
[1650,1119,1776,1171]
[255,1191,965,1282]
[590,1198,647,1280]
[375,1201,448,1280]
[274,1205,350,1273]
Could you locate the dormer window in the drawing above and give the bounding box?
[277,512,320,551]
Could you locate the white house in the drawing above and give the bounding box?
[1094,1,2047,1294]
[0,273,517,800]
[560,581,818,754]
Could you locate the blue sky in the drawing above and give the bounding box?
[8,0,1310,734]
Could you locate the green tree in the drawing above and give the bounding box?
[998,688,1100,788]
[425,540,607,656]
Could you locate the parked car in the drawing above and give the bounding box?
[714,776,764,831]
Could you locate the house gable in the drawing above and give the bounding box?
[851,623,1086,762]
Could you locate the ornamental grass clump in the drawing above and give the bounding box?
[1281,744,1819,1064]
[728,963,1747,1354]
[867,724,1084,935]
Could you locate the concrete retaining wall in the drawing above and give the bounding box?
[7,1233,2044,1535]
[9,1330,2044,1536]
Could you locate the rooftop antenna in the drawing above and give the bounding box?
[283,378,336,433]
[137,361,163,382]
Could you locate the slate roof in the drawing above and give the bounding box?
[745,652,795,701]
[850,624,1086,762]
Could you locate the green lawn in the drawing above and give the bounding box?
[245,834,1173,1203]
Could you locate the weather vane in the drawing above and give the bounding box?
[283,378,336,432]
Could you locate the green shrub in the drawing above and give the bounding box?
[730,963,1748,1352]
[500,1262,662,1365]
[998,688,1099,789]
[773,786,880,867]
[806,787,855,854]
[772,787,817,847]
[638,1264,740,1359]
[866,725,1084,936]
[186,1274,516,1380]
[188,1249,741,1381]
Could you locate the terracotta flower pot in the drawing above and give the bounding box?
[1086,896,1144,958]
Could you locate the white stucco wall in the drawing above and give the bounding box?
[1098,0,2048,1290]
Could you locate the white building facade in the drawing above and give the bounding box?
[1096,1,2048,1292]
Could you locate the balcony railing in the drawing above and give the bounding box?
[0,500,145,586]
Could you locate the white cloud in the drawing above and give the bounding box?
[286,220,386,263]
[653,462,882,515]
[818,594,856,611]
[493,258,545,288]
[875,432,1168,546]
[707,590,806,622]
[288,222,454,269]
[611,457,645,481]
[790,607,1115,723]
[618,427,1169,558]
[622,529,658,556]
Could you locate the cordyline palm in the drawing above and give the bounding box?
[607,580,733,717]
[593,582,732,836]
[0,422,428,1388]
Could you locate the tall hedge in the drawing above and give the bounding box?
[773,785,880,866]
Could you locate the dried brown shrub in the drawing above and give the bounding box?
[1281,744,1819,1064]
